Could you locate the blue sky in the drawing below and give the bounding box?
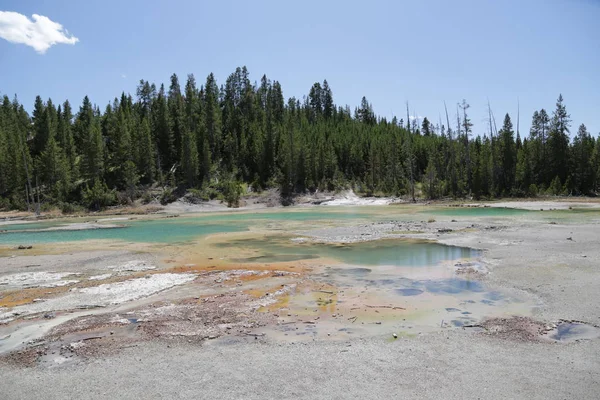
[1,0,598,136]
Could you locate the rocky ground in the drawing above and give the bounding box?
[1,200,600,399]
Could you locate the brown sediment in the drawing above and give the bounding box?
[365,305,406,310]
[477,316,549,342]
[244,284,293,312]
[164,261,308,275]
[244,288,270,298]
[455,266,487,279]
[0,286,71,308]
[0,290,279,368]
[0,346,41,368]
[261,293,291,312]
[312,285,338,313]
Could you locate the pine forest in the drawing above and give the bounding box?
[1,66,598,211]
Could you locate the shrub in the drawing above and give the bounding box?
[205,187,220,200]
[332,170,348,192]
[141,191,154,204]
[116,191,133,206]
[547,176,563,196]
[222,179,243,208]
[10,194,28,211]
[250,176,262,193]
[528,184,538,197]
[159,188,177,205]
[184,188,207,203]
[0,196,11,211]
[40,202,56,212]
[82,179,118,210]
[59,202,85,214]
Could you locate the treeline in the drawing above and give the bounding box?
[0,66,599,211]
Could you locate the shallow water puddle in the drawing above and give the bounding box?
[422,207,532,218]
[257,272,531,341]
[0,208,375,245]
[215,236,478,267]
[0,220,246,245]
[547,322,600,342]
[221,236,533,341]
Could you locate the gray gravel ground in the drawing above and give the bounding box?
[1,331,598,400]
[0,250,159,276]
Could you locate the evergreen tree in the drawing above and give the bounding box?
[538,109,550,184]
[184,74,208,183]
[136,117,155,183]
[203,73,222,164]
[57,101,77,181]
[498,113,516,195]
[423,157,438,199]
[308,82,323,121]
[357,97,375,125]
[74,96,94,154]
[78,103,104,181]
[153,84,174,172]
[421,117,432,136]
[31,96,47,155]
[548,95,570,185]
[39,135,69,201]
[322,80,334,120]
[136,80,156,120]
[515,138,533,194]
[571,124,594,194]
[168,74,185,166]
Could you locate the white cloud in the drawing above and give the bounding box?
[0,11,78,54]
[408,115,423,121]
[121,74,127,79]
